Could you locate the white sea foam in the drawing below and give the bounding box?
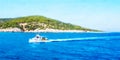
[48,36,120,42]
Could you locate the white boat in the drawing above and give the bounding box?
[29,34,48,43]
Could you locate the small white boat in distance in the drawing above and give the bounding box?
[29,34,48,43]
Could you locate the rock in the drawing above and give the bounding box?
[0,28,22,32]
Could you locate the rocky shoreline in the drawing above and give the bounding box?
[0,28,22,32]
[0,28,88,32]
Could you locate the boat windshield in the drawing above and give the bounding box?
[36,34,40,38]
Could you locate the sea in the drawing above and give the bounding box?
[0,32,120,60]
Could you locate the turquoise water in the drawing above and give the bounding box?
[0,32,120,60]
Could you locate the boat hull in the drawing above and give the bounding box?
[29,38,49,43]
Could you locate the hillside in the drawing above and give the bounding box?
[0,15,99,32]
[0,18,13,23]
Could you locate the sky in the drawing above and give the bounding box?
[0,0,120,31]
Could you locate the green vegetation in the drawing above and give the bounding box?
[0,15,99,31]
[0,18,13,23]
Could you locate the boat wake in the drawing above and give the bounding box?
[47,36,120,42]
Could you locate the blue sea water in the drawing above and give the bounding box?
[0,32,120,60]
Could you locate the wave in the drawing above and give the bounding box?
[48,36,120,42]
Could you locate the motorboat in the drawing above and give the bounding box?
[29,34,48,43]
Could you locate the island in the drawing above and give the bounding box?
[0,15,100,32]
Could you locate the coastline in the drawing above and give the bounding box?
[0,28,90,32]
[26,30,86,33]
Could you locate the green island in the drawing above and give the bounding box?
[0,15,100,32]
